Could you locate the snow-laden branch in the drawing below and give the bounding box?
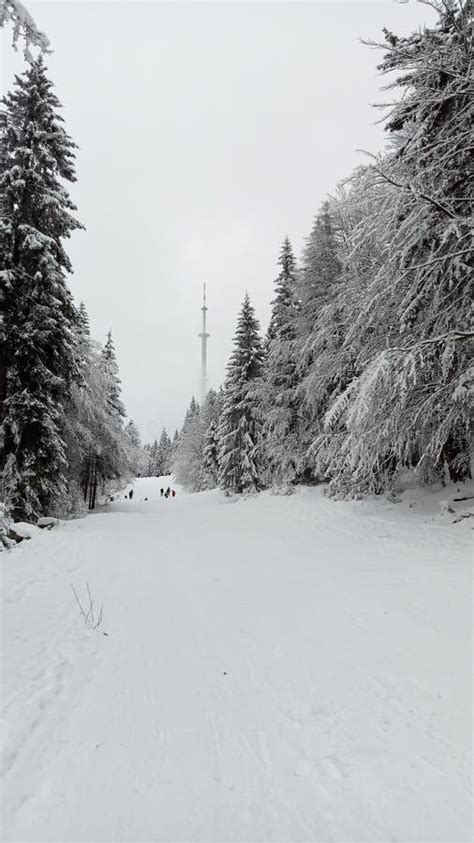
[0,0,50,58]
[371,166,458,220]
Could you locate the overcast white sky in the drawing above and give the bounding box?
[1,0,436,441]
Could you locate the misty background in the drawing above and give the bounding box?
[1,0,435,442]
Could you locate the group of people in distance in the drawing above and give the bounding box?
[160,486,176,499]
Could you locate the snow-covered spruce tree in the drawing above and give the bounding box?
[172,397,204,491]
[124,419,145,476]
[295,202,344,482]
[156,427,172,476]
[146,439,159,476]
[201,388,224,489]
[202,418,219,489]
[306,172,394,494]
[101,331,126,420]
[171,428,179,458]
[217,295,265,495]
[76,301,90,336]
[257,237,301,490]
[0,59,82,519]
[62,328,133,512]
[323,1,473,495]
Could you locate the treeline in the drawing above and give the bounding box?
[173,3,472,499]
[0,59,141,520]
[142,428,178,478]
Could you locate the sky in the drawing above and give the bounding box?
[1,0,437,442]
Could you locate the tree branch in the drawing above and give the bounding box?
[372,167,458,220]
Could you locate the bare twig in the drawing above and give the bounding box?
[93,603,103,630]
[71,583,104,632]
[70,584,86,620]
[86,582,95,625]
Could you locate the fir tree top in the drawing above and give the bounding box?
[1,57,82,260]
[267,236,299,343]
[226,293,264,386]
[101,330,126,419]
[301,202,341,310]
[77,301,90,335]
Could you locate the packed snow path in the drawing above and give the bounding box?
[1,479,472,842]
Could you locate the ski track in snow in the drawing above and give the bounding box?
[1,477,472,842]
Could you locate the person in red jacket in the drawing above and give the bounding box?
[171,489,176,498]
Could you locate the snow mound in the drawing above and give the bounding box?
[10,522,40,539]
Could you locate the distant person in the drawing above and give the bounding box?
[171,489,176,498]
[166,486,171,496]
[164,489,170,499]
[129,489,134,500]
[160,488,164,497]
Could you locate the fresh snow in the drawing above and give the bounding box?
[1,478,472,842]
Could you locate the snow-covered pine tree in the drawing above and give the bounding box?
[125,420,141,449]
[156,427,172,476]
[295,201,344,481]
[172,397,203,491]
[101,331,126,420]
[147,439,159,476]
[323,0,473,494]
[299,202,342,326]
[171,428,179,453]
[201,388,223,489]
[66,330,128,509]
[76,301,90,336]
[258,237,301,490]
[124,420,144,477]
[62,332,133,512]
[217,294,265,495]
[0,58,82,519]
[202,419,219,489]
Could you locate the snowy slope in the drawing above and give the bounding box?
[1,478,472,842]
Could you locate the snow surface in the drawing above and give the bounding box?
[1,477,472,842]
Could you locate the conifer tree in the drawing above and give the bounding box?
[172,397,203,491]
[124,419,143,475]
[147,439,159,476]
[170,428,180,465]
[296,202,344,481]
[217,295,265,495]
[101,331,126,421]
[259,237,301,489]
[63,323,135,512]
[300,203,342,321]
[156,427,172,476]
[125,419,141,449]
[201,388,223,489]
[77,301,90,336]
[0,59,82,518]
[202,419,220,489]
[323,0,473,494]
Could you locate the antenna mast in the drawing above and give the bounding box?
[199,284,209,404]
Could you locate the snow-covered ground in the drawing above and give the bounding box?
[1,478,472,842]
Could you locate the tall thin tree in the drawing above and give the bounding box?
[0,59,82,518]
